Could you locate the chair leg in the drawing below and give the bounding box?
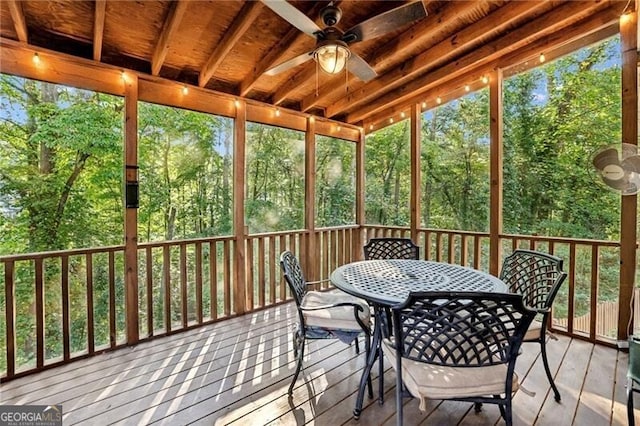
[355,337,360,354]
[540,337,561,402]
[288,334,305,396]
[504,399,513,426]
[474,402,483,413]
[395,367,403,426]
[629,379,636,426]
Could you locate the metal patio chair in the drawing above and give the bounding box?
[363,237,420,260]
[279,250,372,397]
[384,291,536,426]
[500,249,567,402]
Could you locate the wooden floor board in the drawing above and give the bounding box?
[0,302,635,426]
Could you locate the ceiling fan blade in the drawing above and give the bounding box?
[265,51,314,76]
[347,53,377,82]
[261,0,322,37]
[342,1,427,43]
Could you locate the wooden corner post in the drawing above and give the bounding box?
[234,100,248,315]
[489,69,503,277]
[124,74,139,344]
[355,128,366,260]
[304,117,317,280]
[410,104,422,246]
[618,10,638,341]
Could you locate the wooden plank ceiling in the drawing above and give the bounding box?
[0,0,629,126]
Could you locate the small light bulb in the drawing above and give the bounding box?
[465,85,470,92]
[182,85,188,95]
[539,53,545,63]
[621,12,633,24]
[369,124,373,130]
[400,112,405,118]
[336,125,341,131]
[121,71,127,82]
[32,52,40,65]
[482,76,489,84]
[436,97,442,104]
[389,118,394,124]
[275,108,280,117]
[309,115,315,123]
[234,99,240,108]
[421,101,427,109]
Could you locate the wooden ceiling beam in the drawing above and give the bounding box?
[198,1,263,88]
[299,0,482,112]
[239,2,326,97]
[7,0,28,43]
[359,9,621,128]
[151,0,188,76]
[329,0,553,119]
[272,64,315,106]
[345,0,612,123]
[93,0,106,61]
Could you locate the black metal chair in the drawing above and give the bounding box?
[384,291,536,426]
[363,237,420,260]
[279,250,372,396]
[500,249,567,402]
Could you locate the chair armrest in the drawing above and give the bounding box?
[306,279,331,287]
[300,302,365,313]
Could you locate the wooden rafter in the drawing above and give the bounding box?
[272,65,315,106]
[361,10,621,129]
[93,0,106,61]
[299,0,482,112]
[7,0,28,43]
[346,0,610,123]
[239,2,326,97]
[330,0,551,120]
[198,1,263,88]
[151,0,188,76]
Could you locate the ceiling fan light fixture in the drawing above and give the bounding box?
[315,42,350,75]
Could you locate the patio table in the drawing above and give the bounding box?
[330,259,508,418]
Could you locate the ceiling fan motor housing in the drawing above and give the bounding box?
[321,4,342,27]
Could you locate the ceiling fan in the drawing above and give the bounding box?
[592,143,640,195]
[261,0,427,82]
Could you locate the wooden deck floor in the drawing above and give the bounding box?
[0,302,635,425]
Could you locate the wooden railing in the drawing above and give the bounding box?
[1,224,629,380]
[364,225,624,345]
[0,226,359,381]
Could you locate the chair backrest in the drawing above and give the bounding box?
[630,337,640,383]
[499,249,567,311]
[363,237,420,260]
[391,291,536,368]
[280,251,307,307]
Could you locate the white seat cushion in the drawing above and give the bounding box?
[301,291,370,331]
[524,319,542,341]
[382,339,519,411]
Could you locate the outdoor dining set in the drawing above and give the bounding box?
[279,238,567,426]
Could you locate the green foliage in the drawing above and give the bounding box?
[315,135,356,227]
[365,120,411,225]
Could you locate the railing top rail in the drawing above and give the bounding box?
[138,235,235,249]
[500,233,621,247]
[0,245,124,262]
[246,229,310,238]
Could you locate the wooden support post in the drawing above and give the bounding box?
[234,100,247,314]
[355,128,366,260]
[489,69,503,277]
[304,117,317,280]
[410,104,421,247]
[618,10,638,341]
[124,74,139,344]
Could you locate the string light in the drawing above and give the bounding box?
[309,115,315,123]
[369,124,374,131]
[182,85,188,95]
[481,75,489,84]
[436,96,442,104]
[400,111,406,119]
[389,118,394,124]
[539,53,545,63]
[464,85,470,92]
[421,101,427,109]
[275,108,281,117]
[32,52,40,65]
[234,99,240,108]
[121,71,127,82]
[336,125,341,131]
[621,11,633,24]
